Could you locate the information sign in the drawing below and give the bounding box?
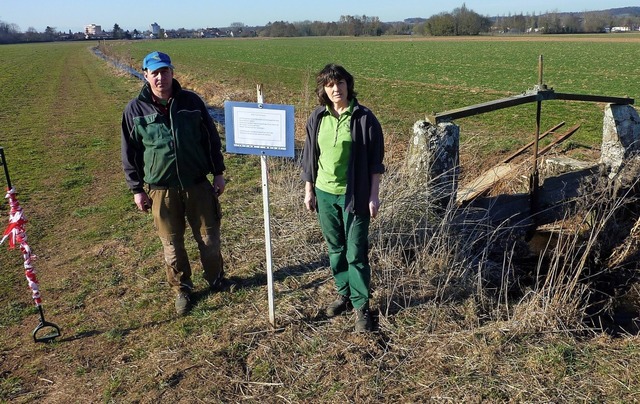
[224,101,295,157]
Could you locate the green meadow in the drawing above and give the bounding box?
[1,36,640,402]
[102,35,640,156]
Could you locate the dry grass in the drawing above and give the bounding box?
[256,126,640,401]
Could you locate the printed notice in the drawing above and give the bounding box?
[224,100,294,157]
[233,107,286,150]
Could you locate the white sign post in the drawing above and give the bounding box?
[223,86,295,328]
[257,84,276,327]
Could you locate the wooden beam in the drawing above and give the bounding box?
[457,163,516,204]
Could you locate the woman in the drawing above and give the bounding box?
[301,63,385,332]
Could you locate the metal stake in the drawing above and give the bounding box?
[530,55,544,208]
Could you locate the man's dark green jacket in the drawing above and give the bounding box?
[121,79,225,193]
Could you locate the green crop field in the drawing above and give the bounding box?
[1,36,640,402]
[101,35,640,162]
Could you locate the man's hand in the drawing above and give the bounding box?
[134,192,152,212]
[213,175,226,196]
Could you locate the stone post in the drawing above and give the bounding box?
[600,104,640,178]
[406,120,460,208]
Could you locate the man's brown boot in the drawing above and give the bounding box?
[175,292,191,316]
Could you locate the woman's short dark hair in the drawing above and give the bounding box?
[315,63,357,106]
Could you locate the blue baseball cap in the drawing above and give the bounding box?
[142,51,174,72]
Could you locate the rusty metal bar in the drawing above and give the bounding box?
[553,93,634,104]
[501,122,565,164]
[428,93,538,123]
[537,124,581,155]
[429,91,633,124]
[530,55,544,201]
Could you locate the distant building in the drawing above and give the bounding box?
[84,24,102,36]
[150,22,161,38]
[610,26,631,32]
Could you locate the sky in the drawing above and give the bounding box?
[1,0,638,33]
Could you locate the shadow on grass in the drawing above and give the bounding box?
[218,258,330,290]
[55,319,174,343]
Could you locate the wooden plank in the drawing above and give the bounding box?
[457,163,517,204]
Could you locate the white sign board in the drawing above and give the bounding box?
[224,101,294,157]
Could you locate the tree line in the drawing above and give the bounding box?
[0,22,65,43]
[1,4,639,44]
[492,10,640,34]
[261,6,640,37]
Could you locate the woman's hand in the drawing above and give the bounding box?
[369,196,380,219]
[369,173,382,218]
[304,182,316,212]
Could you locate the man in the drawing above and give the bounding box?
[121,51,226,316]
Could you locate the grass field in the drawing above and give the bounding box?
[1,36,640,402]
[101,35,640,159]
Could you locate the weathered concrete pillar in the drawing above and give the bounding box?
[600,104,640,177]
[406,120,460,207]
